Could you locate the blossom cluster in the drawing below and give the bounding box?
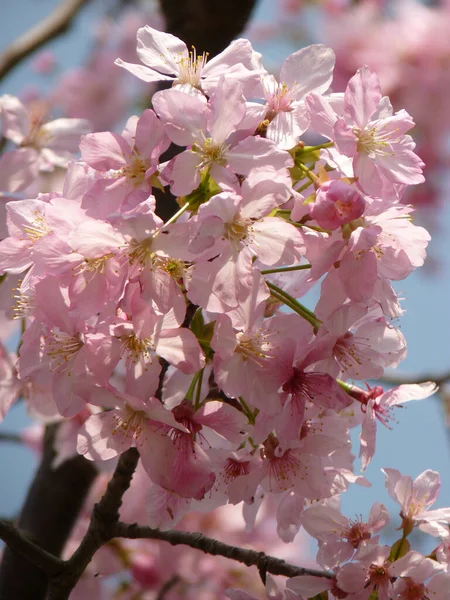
[0,23,448,599]
[259,0,450,211]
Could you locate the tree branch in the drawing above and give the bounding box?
[0,424,97,600]
[49,447,140,600]
[380,370,450,387]
[0,520,64,576]
[0,0,89,81]
[153,0,259,223]
[156,575,181,599]
[113,522,333,580]
[0,431,22,444]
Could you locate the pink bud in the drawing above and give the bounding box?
[311,180,365,229]
[130,553,160,589]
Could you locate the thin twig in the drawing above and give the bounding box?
[380,370,450,387]
[49,447,140,600]
[156,575,181,600]
[0,0,89,81]
[0,432,22,444]
[113,522,333,580]
[0,520,64,576]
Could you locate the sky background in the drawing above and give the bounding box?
[0,0,449,555]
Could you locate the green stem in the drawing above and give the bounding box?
[160,200,191,229]
[239,397,256,425]
[296,162,319,184]
[296,179,315,193]
[185,372,200,402]
[193,368,204,411]
[260,264,311,275]
[267,282,321,329]
[303,141,334,152]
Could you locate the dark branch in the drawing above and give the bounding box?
[113,522,333,580]
[49,447,140,600]
[0,424,97,600]
[154,0,259,223]
[380,370,450,387]
[0,0,89,81]
[0,520,63,576]
[156,575,181,599]
[159,0,258,57]
[0,432,22,444]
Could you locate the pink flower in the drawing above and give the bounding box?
[115,25,262,96]
[0,95,90,192]
[77,363,187,462]
[301,501,389,569]
[310,179,365,230]
[248,44,335,149]
[337,544,438,600]
[18,276,115,417]
[382,467,450,534]
[226,574,303,600]
[54,54,128,131]
[152,77,292,196]
[350,382,438,470]
[313,304,407,381]
[309,66,425,196]
[80,109,169,218]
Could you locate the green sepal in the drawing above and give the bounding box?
[178,170,221,213]
[190,308,215,360]
[190,308,205,339]
[389,537,410,561]
[293,146,321,164]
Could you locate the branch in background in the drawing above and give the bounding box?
[156,575,182,600]
[0,431,22,444]
[0,0,89,81]
[380,370,450,387]
[0,520,63,576]
[159,0,257,58]
[113,522,333,581]
[0,424,97,600]
[154,0,259,223]
[49,447,140,600]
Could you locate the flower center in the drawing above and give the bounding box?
[193,136,229,170]
[262,435,302,492]
[334,333,364,375]
[112,404,147,440]
[266,82,294,119]
[75,254,114,277]
[223,458,250,483]
[401,578,426,600]
[224,215,252,244]
[346,518,370,548]
[22,211,51,242]
[235,329,271,366]
[367,562,389,587]
[123,154,148,186]
[175,48,209,88]
[47,331,83,374]
[128,237,153,266]
[354,125,394,158]
[282,368,313,399]
[120,333,154,363]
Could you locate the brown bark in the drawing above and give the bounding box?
[0,426,96,599]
